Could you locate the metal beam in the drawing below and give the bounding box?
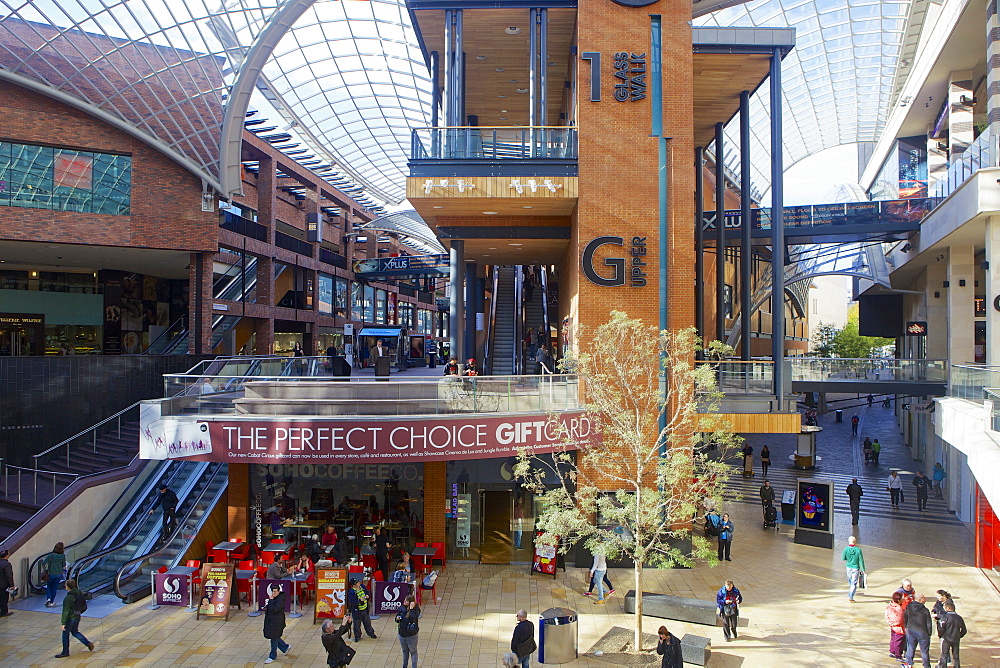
[695,146,705,355]
[449,240,465,365]
[219,0,317,198]
[739,90,752,360]
[715,122,726,342]
[770,48,785,401]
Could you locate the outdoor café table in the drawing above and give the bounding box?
[161,565,199,610]
[284,519,324,545]
[263,543,291,554]
[212,541,242,562]
[411,546,437,574]
[238,569,262,616]
[281,572,310,619]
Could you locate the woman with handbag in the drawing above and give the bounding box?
[42,542,67,608]
[885,591,907,659]
[395,594,420,668]
[716,580,742,642]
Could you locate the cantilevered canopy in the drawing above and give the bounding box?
[353,210,445,254]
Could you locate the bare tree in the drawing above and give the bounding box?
[516,312,740,652]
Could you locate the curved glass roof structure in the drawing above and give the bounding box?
[696,0,912,199]
[0,0,430,205]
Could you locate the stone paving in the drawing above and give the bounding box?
[0,399,998,666]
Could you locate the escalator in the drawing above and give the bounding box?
[521,266,550,373]
[57,461,227,602]
[486,266,521,375]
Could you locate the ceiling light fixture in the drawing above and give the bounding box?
[522,206,534,209]
[516,88,528,94]
[505,26,521,34]
[509,79,519,84]
[433,206,444,209]
[495,67,505,72]
[500,109,508,113]
[483,211,499,215]
[498,94,507,98]
[476,55,486,60]
[508,243,523,246]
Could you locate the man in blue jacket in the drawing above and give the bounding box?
[716,580,742,642]
[346,579,377,643]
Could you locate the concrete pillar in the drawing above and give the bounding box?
[947,245,976,364]
[925,262,948,359]
[990,2,1000,165]
[986,217,1000,364]
[948,71,974,159]
[926,128,948,188]
[449,240,464,363]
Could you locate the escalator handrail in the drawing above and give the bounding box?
[67,462,207,584]
[484,266,500,375]
[113,463,228,601]
[23,456,157,590]
[513,265,524,375]
[143,315,187,354]
[539,266,551,361]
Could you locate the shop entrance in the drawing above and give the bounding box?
[0,313,44,355]
[479,490,512,564]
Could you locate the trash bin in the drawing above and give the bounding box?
[835,409,843,423]
[780,490,795,522]
[539,607,577,664]
[375,356,391,377]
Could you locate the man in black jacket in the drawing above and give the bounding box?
[846,479,864,526]
[511,609,536,668]
[903,594,934,667]
[149,483,179,538]
[321,617,353,667]
[937,599,967,668]
[0,548,14,617]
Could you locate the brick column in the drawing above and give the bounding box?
[253,318,274,355]
[422,461,447,544]
[258,155,277,244]
[188,252,213,354]
[228,463,249,542]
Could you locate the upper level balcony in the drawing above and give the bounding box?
[408,126,577,178]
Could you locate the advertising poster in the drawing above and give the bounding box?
[154,572,190,607]
[531,533,558,578]
[197,563,233,620]
[796,480,833,533]
[374,581,412,615]
[314,568,348,623]
[256,579,295,613]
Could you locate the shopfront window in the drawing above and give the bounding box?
[363,284,375,322]
[334,277,349,317]
[375,289,387,324]
[318,273,334,314]
[0,141,131,214]
[351,282,364,321]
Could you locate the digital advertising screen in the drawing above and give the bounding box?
[796,479,832,533]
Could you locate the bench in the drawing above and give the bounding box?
[623,590,717,626]
[680,634,711,666]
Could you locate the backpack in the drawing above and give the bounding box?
[705,513,722,537]
[72,591,88,615]
[397,610,419,637]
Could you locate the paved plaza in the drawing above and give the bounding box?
[1,400,998,666]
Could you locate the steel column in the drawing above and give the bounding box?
[539,8,548,127]
[695,147,705,356]
[739,90,752,360]
[443,10,454,126]
[714,122,726,343]
[770,48,785,401]
[455,10,464,126]
[449,240,464,365]
[464,261,477,361]
[430,51,440,128]
[529,8,538,128]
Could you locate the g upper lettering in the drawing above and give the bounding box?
[582,236,626,287]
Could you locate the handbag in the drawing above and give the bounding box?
[339,644,357,665]
[858,572,867,589]
[516,636,537,657]
[723,603,737,617]
[40,570,49,583]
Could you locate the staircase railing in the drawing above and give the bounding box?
[113,463,227,601]
[484,266,500,375]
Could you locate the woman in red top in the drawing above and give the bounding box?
[885,591,906,659]
[321,525,338,553]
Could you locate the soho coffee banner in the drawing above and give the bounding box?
[140,409,595,464]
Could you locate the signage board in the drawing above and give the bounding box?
[455,493,471,548]
[314,568,348,622]
[256,579,295,613]
[905,321,927,336]
[531,533,558,578]
[141,411,596,464]
[353,255,449,277]
[374,581,412,615]
[795,479,833,534]
[197,563,234,620]
[154,572,190,607]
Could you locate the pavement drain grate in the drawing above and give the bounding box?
[585,626,660,665]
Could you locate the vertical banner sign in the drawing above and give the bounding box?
[256,579,295,613]
[197,563,234,620]
[314,568,348,623]
[154,572,190,607]
[531,532,558,578]
[254,493,263,549]
[374,581,412,615]
[456,494,471,548]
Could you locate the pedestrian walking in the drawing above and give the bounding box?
[716,580,742,641]
[395,594,420,668]
[717,513,734,561]
[851,415,859,435]
[373,527,392,581]
[863,437,874,464]
[886,591,907,660]
[912,471,930,511]
[262,583,291,664]
[589,550,608,604]
[888,470,903,507]
[846,478,864,525]
[656,626,683,668]
[759,480,776,513]
[42,542,67,607]
[867,393,874,406]
[321,617,355,668]
[760,445,771,477]
[54,579,93,658]
[149,482,179,539]
[584,570,614,597]
[0,549,13,618]
[347,579,378,642]
[931,590,954,635]
[511,609,536,668]
[872,438,882,464]
[841,536,866,602]
[903,594,933,668]
[936,599,966,668]
[932,463,946,498]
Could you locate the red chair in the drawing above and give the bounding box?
[418,569,437,606]
[185,560,202,594]
[238,560,255,571]
[204,541,214,561]
[372,570,384,582]
[231,542,250,563]
[257,565,269,580]
[361,554,377,572]
[430,542,446,571]
[157,565,168,574]
[261,550,276,566]
[413,542,428,573]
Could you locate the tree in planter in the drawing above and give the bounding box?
[515,312,741,653]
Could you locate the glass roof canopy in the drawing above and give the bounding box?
[696,0,911,201]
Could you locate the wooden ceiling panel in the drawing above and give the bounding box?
[692,53,772,148]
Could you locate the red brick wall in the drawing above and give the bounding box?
[0,81,217,251]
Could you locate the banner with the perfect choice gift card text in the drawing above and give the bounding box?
[140,409,595,464]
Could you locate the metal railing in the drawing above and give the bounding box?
[410,126,577,161]
[701,361,775,395]
[950,364,1000,401]
[790,358,948,383]
[929,129,991,200]
[3,466,81,507]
